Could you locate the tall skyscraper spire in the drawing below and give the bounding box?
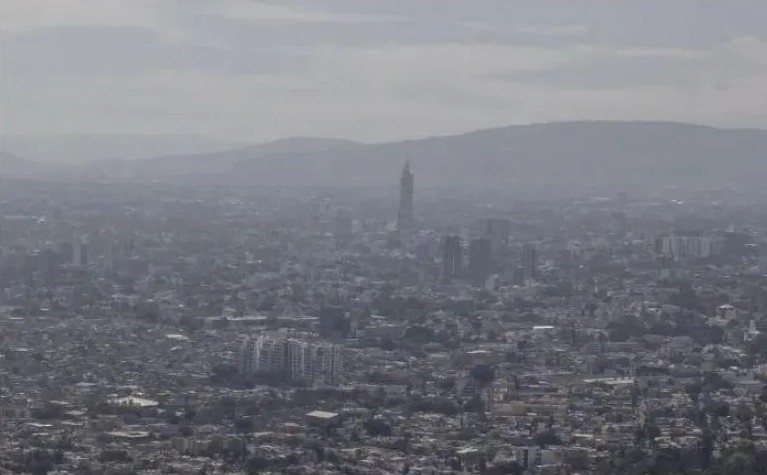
[397,161,414,234]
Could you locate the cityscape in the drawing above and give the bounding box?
[3,159,767,474]
[3,1,767,474]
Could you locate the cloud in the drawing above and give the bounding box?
[2,0,169,32]
[1,26,309,77]
[7,35,765,142]
[205,0,406,24]
[1,0,766,142]
[723,36,767,65]
[514,24,591,38]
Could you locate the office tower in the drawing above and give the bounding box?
[522,244,538,283]
[397,161,414,234]
[58,242,74,264]
[105,242,115,271]
[349,310,358,338]
[333,208,353,244]
[40,248,58,286]
[513,266,526,286]
[469,238,492,286]
[610,211,628,238]
[442,235,463,280]
[478,218,510,255]
[81,243,89,267]
[73,241,81,267]
[72,235,88,267]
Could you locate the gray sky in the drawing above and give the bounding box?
[2,0,766,143]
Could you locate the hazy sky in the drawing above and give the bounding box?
[3,0,767,143]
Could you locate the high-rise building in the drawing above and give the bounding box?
[58,242,74,264]
[105,242,116,271]
[333,208,353,244]
[397,162,414,234]
[442,235,463,280]
[40,248,58,286]
[72,235,88,267]
[522,244,538,283]
[311,344,343,385]
[478,218,510,255]
[73,241,82,267]
[469,238,492,286]
[656,235,717,259]
[81,244,89,267]
[235,336,343,385]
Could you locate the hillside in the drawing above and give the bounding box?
[4,122,766,191]
[3,134,240,164]
[82,137,363,179]
[0,152,44,176]
[228,121,767,190]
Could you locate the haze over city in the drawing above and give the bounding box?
[3,2,767,475]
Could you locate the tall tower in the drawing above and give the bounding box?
[397,161,414,234]
[469,238,492,286]
[522,244,537,284]
[479,218,510,255]
[442,235,463,281]
[72,234,87,267]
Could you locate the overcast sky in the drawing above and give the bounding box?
[2,0,766,143]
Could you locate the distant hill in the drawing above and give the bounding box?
[1,152,42,176]
[5,122,767,191]
[3,133,241,164]
[82,137,364,179]
[228,121,767,190]
[241,137,362,156]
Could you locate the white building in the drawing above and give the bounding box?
[235,336,342,385]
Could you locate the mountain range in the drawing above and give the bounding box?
[2,133,241,164]
[3,121,766,191]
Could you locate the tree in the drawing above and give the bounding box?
[533,430,562,449]
[759,383,767,403]
[246,456,271,474]
[234,416,253,434]
[686,380,704,402]
[670,282,704,312]
[606,314,645,342]
[735,402,754,423]
[635,423,661,447]
[380,337,396,351]
[469,364,495,388]
[402,325,435,344]
[25,449,55,475]
[706,400,730,418]
[463,395,486,414]
[437,376,456,392]
[487,460,525,475]
[364,417,393,437]
[723,452,754,475]
[749,334,767,362]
